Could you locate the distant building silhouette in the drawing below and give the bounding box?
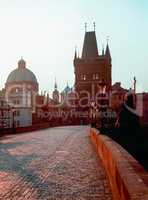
[52,80,60,104]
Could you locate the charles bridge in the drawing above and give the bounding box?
[0,126,148,200]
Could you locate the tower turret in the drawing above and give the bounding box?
[18,57,26,69]
[102,45,105,56]
[74,47,77,60]
[105,43,111,59]
[74,23,112,107]
[52,79,59,103]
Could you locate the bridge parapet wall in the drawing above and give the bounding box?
[90,128,148,200]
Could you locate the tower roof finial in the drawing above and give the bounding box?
[18,57,26,69]
[93,22,96,32]
[107,36,109,44]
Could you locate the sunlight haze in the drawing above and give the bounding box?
[0,0,148,94]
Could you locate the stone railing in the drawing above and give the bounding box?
[90,128,148,200]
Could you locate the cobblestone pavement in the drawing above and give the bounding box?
[0,126,113,200]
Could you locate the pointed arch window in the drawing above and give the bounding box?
[93,74,99,80]
[81,74,86,80]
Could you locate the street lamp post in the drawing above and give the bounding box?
[97,81,108,130]
[90,100,98,127]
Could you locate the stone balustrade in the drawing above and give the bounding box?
[90,128,148,200]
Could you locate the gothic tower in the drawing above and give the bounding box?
[52,80,59,103]
[74,26,112,105]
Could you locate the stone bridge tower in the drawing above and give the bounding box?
[74,27,112,106]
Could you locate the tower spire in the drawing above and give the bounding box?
[74,46,77,59]
[102,44,105,55]
[93,22,96,32]
[54,78,57,90]
[105,37,111,59]
[107,36,109,44]
[82,30,98,59]
[53,78,59,103]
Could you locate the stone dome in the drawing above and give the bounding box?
[6,58,38,84]
[62,85,71,94]
[6,68,38,83]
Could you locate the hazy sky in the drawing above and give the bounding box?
[0,0,148,94]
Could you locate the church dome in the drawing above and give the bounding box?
[62,85,71,93]
[6,58,38,84]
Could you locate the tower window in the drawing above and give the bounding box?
[96,74,99,79]
[81,75,86,80]
[13,100,20,105]
[14,110,20,116]
[93,74,99,80]
[17,110,20,116]
[14,120,20,127]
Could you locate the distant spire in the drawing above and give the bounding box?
[102,44,105,55]
[85,22,87,33]
[52,78,59,103]
[93,22,96,32]
[105,37,111,59]
[54,78,57,90]
[105,44,111,58]
[74,46,77,59]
